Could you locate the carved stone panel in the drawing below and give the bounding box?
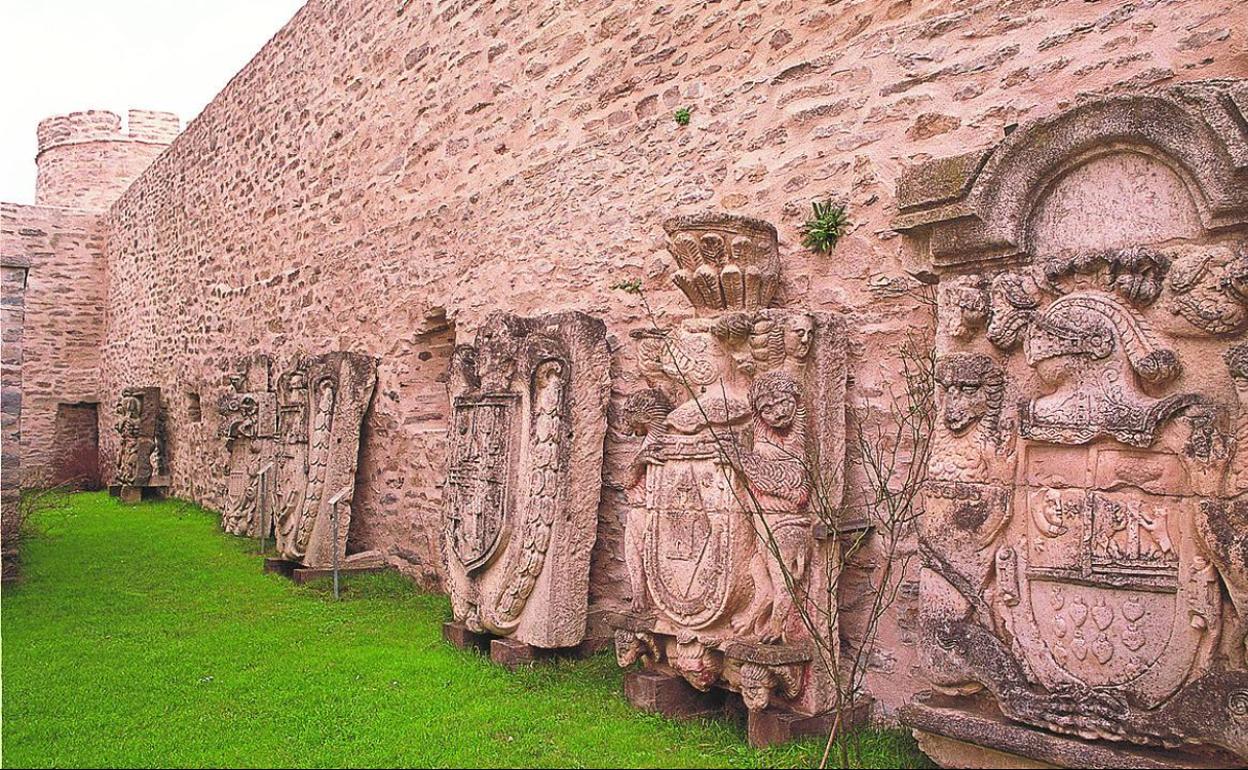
[271,352,378,568]
[898,81,1248,764]
[217,354,277,538]
[442,311,610,649]
[113,386,166,487]
[213,351,376,567]
[611,212,851,718]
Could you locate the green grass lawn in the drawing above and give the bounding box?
[2,492,929,768]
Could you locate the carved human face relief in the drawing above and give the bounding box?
[738,664,774,711]
[672,638,721,691]
[118,395,141,419]
[755,390,797,430]
[785,314,815,361]
[748,371,802,433]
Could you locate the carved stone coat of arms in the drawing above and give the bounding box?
[611,212,852,719]
[896,81,1248,764]
[442,311,610,649]
[214,351,377,569]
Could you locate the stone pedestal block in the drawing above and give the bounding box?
[490,637,540,670]
[743,697,872,749]
[263,557,298,578]
[442,621,492,653]
[261,557,384,586]
[290,565,384,585]
[901,696,1239,769]
[622,669,724,719]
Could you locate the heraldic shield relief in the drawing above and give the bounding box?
[213,352,378,570]
[611,212,853,720]
[1013,447,1217,711]
[640,440,748,630]
[896,82,1248,764]
[217,354,277,538]
[447,393,518,574]
[442,312,610,650]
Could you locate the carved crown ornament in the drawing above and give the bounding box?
[663,212,781,315]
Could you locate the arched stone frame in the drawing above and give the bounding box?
[894,80,1248,266]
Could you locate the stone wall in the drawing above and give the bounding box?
[1,105,178,501]
[1,247,28,575]
[0,204,108,485]
[33,0,1247,716]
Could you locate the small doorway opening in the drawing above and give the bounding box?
[52,402,101,489]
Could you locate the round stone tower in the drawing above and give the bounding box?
[35,109,180,210]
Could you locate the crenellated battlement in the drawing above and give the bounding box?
[34,108,180,209]
[36,109,181,156]
[124,110,181,145]
[36,110,124,155]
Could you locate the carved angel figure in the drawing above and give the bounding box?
[732,372,813,642]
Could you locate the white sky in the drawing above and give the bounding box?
[1,0,306,204]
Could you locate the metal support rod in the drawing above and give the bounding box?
[256,461,275,554]
[331,502,340,600]
[327,485,352,601]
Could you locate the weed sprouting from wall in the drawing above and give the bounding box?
[801,200,850,254]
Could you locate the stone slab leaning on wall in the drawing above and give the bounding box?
[609,212,855,728]
[442,311,611,650]
[216,351,378,570]
[112,387,167,503]
[895,79,1248,767]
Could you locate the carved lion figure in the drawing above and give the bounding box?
[934,353,1004,437]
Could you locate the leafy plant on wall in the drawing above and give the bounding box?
[801,200,850,253]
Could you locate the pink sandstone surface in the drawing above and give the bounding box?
[2,0,1246,750]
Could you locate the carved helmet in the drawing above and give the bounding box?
[1026,292,1180,385]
